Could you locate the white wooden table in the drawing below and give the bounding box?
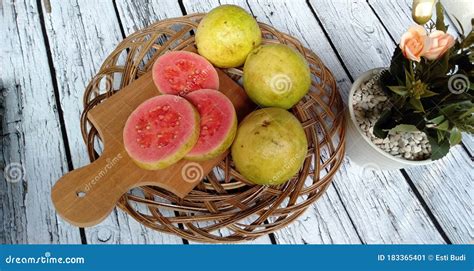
[2,0,472,244]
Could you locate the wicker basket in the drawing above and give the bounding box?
[80,14,345,243]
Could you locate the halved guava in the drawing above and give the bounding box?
[184,89,237,161]
[123,95,200,170]
[152,51,219,95]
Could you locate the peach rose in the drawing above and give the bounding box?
[422,30,455,60]
[400,25,430,62]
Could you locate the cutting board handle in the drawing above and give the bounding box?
[51,150,133,227]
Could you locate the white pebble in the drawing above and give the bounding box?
[352,71,431,161]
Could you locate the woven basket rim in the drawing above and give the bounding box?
[80,13,345,243]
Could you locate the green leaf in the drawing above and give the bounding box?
[405,67,414,88]
[464,30,474,48]
[409,97,424,112]
[436,120,450,131]
[373,109,395,138]
[389,124,419,133]
[387,86,408,96]
[420,89,439,98]
[438,101,474,134]
[435,2,447,32]
[437,130,444,142]
[449,128,462,146]
[429,52,449,80]
[428,135,450,160]
[453,16,465,36]
[389,47,406,82]
[429,115,445,125]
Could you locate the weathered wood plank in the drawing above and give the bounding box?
[403,146,473,244]
[367,0,474,156]
[311,0,474,243]
[42,0,183,244]
[1,0,81,244]
[310,1,394,77]
[259,0,444,243]
[115,0,184,34]
[370,0,473,243]
[463,136,474,156]
[183,0,362,244]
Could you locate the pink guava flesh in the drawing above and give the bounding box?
[152,51,219,95]
[123,95,200,170]
[184,89,237,161]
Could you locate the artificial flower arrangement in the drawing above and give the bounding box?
[374,2,473,160]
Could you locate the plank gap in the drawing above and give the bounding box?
[366,0,398,43]
[112,0,127,39]
[262,220,277,244]
[400,169,452,244]
[304,0,354,82]
[36,0,86,244]
[329,182,365,244]
[178,0,189,15]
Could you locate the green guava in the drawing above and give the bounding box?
[195,5,262,68]
[243,44,311,109]
[231,108,308,185]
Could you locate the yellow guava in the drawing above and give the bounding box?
[231,108,308,185]
[243,44,311,109]
[195,5,262,68]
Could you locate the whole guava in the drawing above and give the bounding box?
[243,44,311,109]
[195,5,262,68]
[231,108,308,185]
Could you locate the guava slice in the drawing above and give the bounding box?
[184,89,237,161]
[123,95,200,170]
[152,51,219,95]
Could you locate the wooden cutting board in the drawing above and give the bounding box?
[51,56,254,227]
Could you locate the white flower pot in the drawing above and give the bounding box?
[345,68,435,170]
